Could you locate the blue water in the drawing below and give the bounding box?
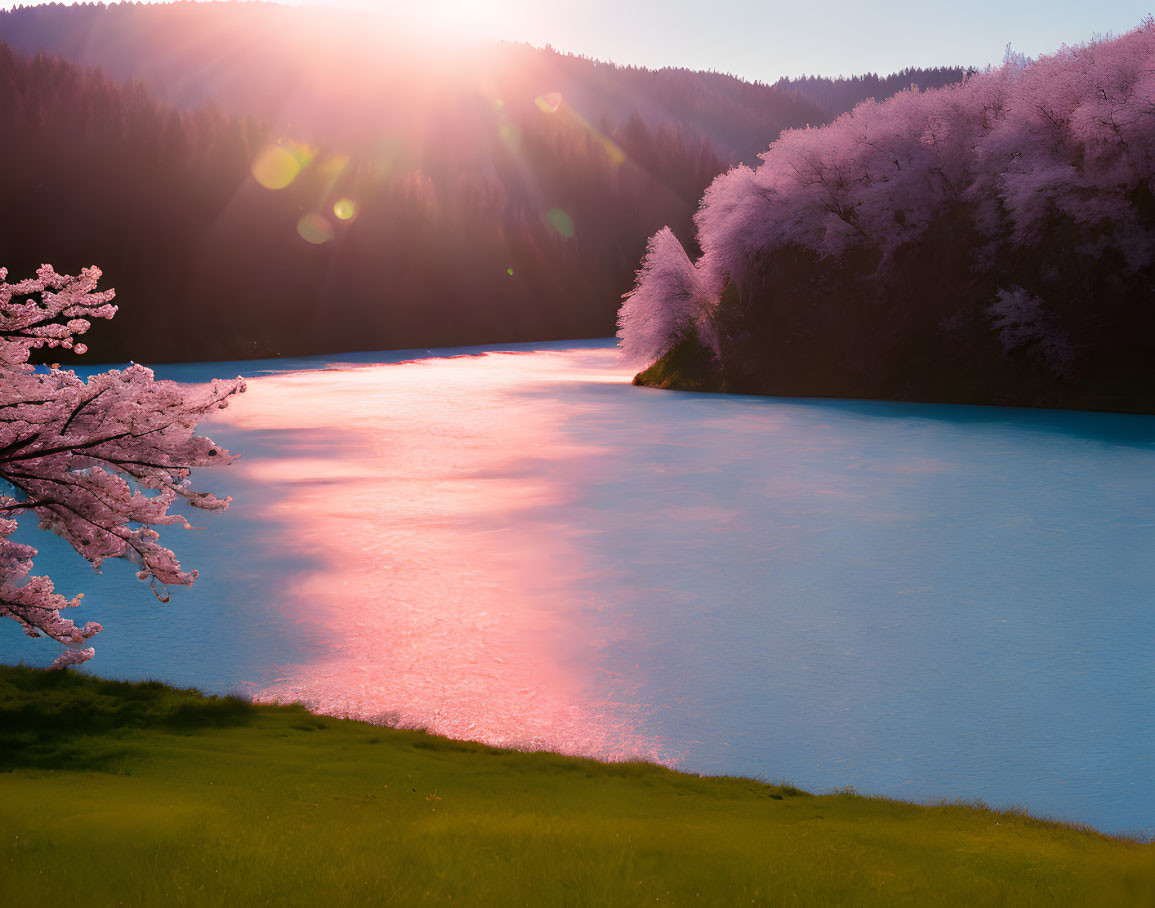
[3,340,1152,838]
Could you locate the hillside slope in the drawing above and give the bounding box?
[0,2,971,364]
[3,665,1152,906]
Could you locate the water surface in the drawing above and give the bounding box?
[4,340,1152,837]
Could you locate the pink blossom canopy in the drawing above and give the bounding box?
[0,265,245,668]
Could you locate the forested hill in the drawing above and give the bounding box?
[621,24,1155,413]
[0,1,968,365]
[0,1,827,363]
[774,68,971,119]
[1,41,702,363]
[0,1,821,165]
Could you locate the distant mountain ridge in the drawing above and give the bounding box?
[0,1,826,164]
[0,2,967,163]
[774,68,971,120]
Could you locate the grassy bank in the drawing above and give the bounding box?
[1,665,1151,906]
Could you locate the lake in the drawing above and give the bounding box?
[3,339,1152,838]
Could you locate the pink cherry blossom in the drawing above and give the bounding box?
[617,227,715,363]
[1,266,245,668]
[620,20,1155,377]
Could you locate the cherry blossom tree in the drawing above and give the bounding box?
[1,265,245,668]
[617,227,716,363]
[621,20,1155,409]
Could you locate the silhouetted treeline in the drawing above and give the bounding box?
[0,3,824,164]
[0,42,734,362]
[775,67,970,119]
[0,2,832,362]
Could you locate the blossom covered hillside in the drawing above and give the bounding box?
[621,23,1155,412]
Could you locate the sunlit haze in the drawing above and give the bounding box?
[2,0,1152,81]
[2,0,1154,853]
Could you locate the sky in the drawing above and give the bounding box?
[1,1,1152,83]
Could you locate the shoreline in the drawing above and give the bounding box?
[3,662,1148,846]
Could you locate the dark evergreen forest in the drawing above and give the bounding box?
[774,68,970,119]
[0,2,966,364]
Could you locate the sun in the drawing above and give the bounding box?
[337,0,504,45]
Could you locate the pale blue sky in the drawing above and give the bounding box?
[2,1,1151,82]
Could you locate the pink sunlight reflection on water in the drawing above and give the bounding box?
[213,346,672,762]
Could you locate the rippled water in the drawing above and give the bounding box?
[4,340,1152,837]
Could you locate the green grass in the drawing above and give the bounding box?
[1,665,1151,906]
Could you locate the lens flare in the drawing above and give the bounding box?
[251,142,316,190]
[507,267,514,276]
[372,136,403,181]
[534,92,563,114]
[546,208,575,239]
[567,108,626,168]
[333,198,358,221]
[499,123,522,149]
[297,212,334,245]
[252,145,300,190]
[601,138,628,167]
[319,154,350,178]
